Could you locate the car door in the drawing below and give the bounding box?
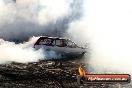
[51,39,65,53]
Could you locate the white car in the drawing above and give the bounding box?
[34,36,87,58]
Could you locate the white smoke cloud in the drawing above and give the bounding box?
[67,0,132,74]
[0,0,71,24]
[0,0,81,41]
[0,37,44,64]
[38,0,72,24]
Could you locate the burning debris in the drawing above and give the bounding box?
[78,65,86,76]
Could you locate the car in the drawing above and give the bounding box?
[34,36,87,58]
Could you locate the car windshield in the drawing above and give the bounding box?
[67,40,77,48]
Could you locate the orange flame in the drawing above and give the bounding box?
[78,65,86,76]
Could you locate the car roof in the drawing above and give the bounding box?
[34,36,69,45]
[39,36,67,40]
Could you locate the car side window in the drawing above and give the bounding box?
[39,39,52,45]
[56,39,61,46]
[52,39,56,46]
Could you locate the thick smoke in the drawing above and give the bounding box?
[0,37,44,63]
[0,0,83,63]
[0,0,82,42]
[67,0,132,74]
